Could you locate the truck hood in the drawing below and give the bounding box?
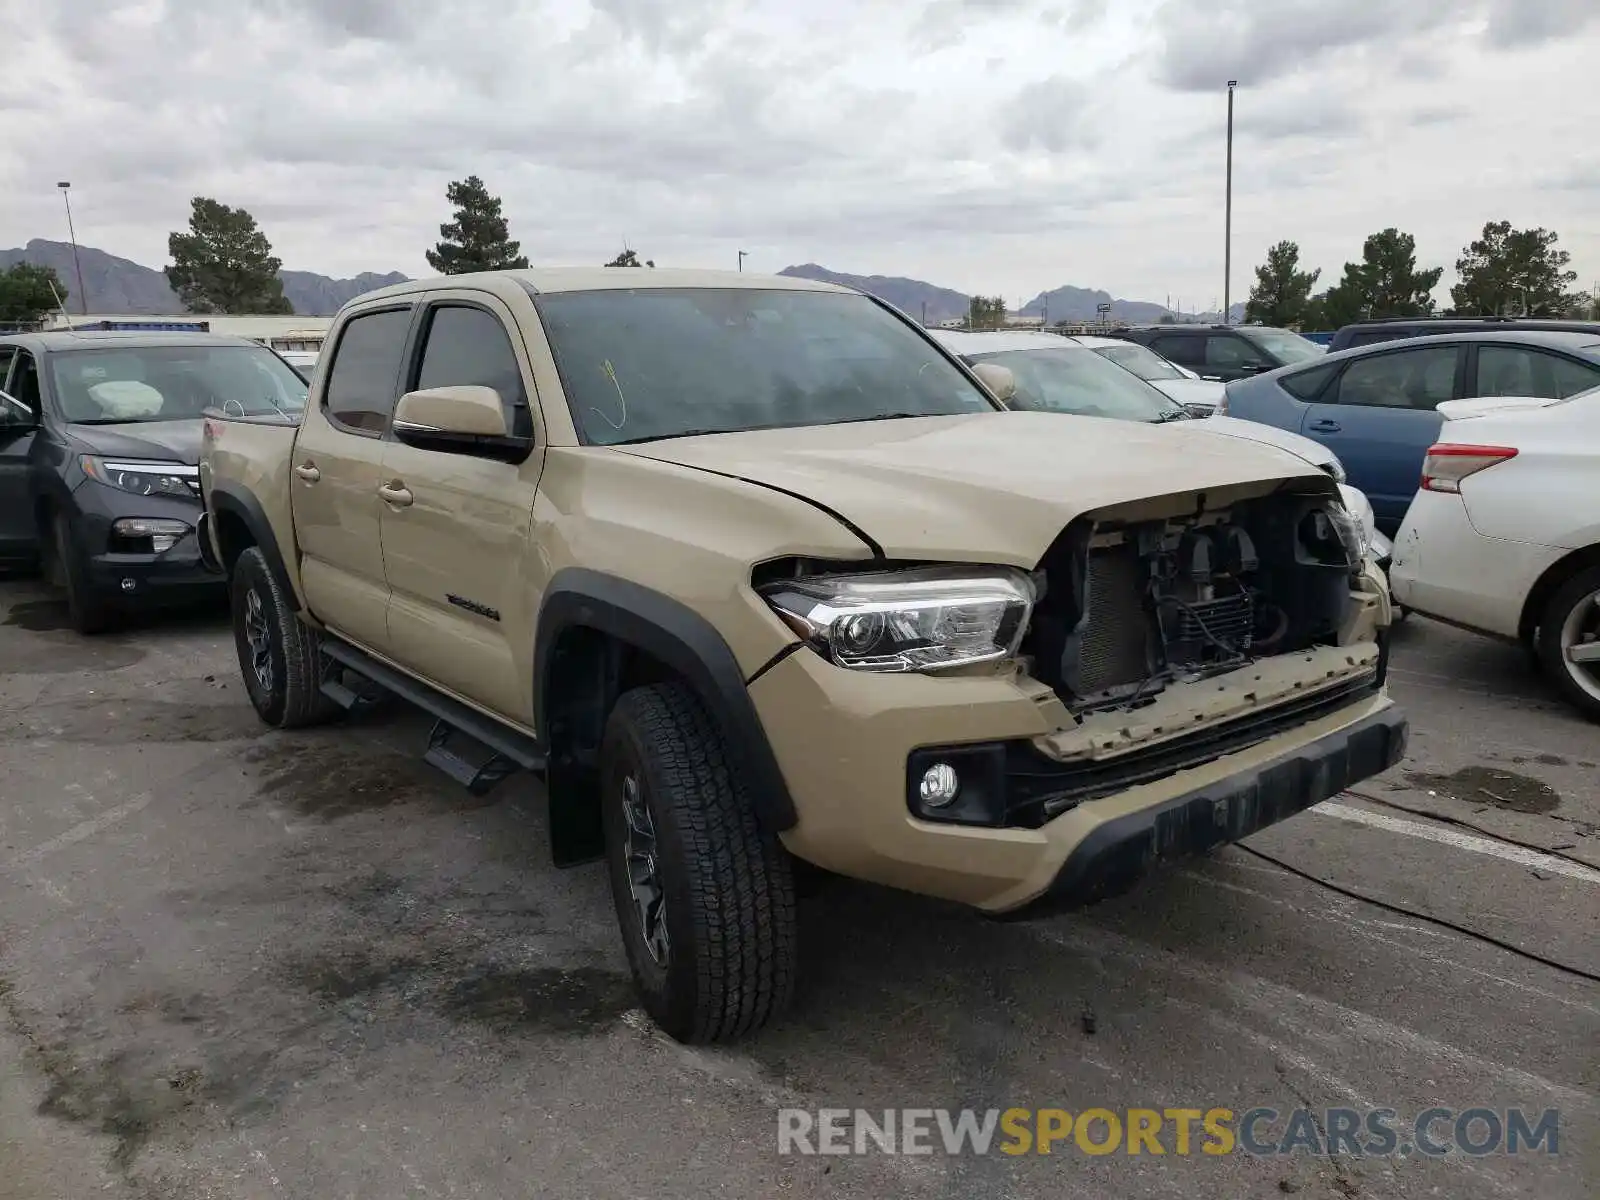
[614,410,1331,566]
[64,418,204,466]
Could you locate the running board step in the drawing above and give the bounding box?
[318,638,546,795]
[319,671,388,714]
[424,721,520,796]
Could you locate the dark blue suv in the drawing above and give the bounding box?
[1219,330,1600,534]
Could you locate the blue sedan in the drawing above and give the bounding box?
[1217,330,1600,534]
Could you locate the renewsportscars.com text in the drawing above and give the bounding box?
[777,1107,1561,1158]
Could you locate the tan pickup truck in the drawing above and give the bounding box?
[199,268,1407,1043]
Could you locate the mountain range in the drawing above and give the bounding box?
[1,237,1243,324]
[778,264,1244,324]
[0,239,408,317]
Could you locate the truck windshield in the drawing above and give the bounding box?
[534,288,997,445]
[47,344,310,424]
[1239,327,1326,365]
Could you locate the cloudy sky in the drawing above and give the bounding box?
[2,0,1596,308]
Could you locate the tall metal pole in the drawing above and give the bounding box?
[57,181,89,316]
[1223,81,1236,325]
[737,250,748,272]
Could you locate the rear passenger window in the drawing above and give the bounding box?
[1150,335,1201,366]
[1280,362,1338,400]
[323,308,412,435]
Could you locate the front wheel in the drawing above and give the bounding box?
[51,513,115,635]
[600,681,797,1043]
[230,547,336,728]
[1537,565,1600,722]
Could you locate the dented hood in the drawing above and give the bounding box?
[614,410,1333,566]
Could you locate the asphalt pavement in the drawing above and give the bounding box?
[1,576,1595,1200]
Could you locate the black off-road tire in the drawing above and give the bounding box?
[231,546,337,729]
[1536,564,1600,722]
[600,681,798,1043]
[52,513,115,635]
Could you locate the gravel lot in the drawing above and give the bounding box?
[1,575,1595,1200]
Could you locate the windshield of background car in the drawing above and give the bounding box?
[966,348,1184,421]
[1093,341,1187,381]
[47,345,310,423]
[534,288,997,444]
[1240,327,1326,365]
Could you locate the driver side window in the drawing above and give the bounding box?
[8,351,42,416]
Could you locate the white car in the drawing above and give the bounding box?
[1389,384,1600,720]
[1070,334,1227,416]
[928,329,1388,564]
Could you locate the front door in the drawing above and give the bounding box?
[1298,343,1463,532]
[290,304,415,653]
[378,295,545,723]
[0,347,38,561]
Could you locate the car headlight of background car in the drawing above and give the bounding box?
[761,566,1037,672]
[80,456,198,500]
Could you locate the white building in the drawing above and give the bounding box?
[43,312,333,352]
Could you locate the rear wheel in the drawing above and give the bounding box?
[600,681,797,1043]
[51,513,115,635]
[1536,564,1600,722]
[231,547,336,728]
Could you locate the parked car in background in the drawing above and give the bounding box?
[277,349,319,379]
[1389,383,1600,720]
[1070,334,1225,416]
[1103,324,1326,383]
[1327,316,1600,354]
[1218,331,1600,535]
[0,331,308,631]
[929,330,1387,565]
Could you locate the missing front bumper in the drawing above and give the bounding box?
[1001,705,1408,915]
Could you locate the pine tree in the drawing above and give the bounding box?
[426,176,529,274]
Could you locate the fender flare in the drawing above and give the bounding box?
[207,481,299,608]
[533,568,798,832]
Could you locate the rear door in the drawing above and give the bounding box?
[378,293,545,722]
[1148,332,1206,375]
[0,345,37,560]
[1200,333,1272,382]
[1299,343,1464,530]
[290,303,415,652]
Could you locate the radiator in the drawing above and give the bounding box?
[1074,546,1151,694]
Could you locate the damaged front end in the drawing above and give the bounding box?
[992,484,1393,827]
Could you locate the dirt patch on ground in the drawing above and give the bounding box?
[239,741,442,820]
[1404,765,1562,814]
[0,601,147,674]
[438,965,633,1034]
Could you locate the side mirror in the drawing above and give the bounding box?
[971,362,1018,404]
[392,385,530,461]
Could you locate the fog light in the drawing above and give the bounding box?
[111,517,190,554]
[918,762,960,808]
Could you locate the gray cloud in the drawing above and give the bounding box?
[2,0,1595,309]
[1485,0,1600,46]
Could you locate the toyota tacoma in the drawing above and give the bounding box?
[199,269,1407,1043]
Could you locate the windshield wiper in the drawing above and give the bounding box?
[610,427,744,445]
[1149,409,1193,423]
[831,412,939,425]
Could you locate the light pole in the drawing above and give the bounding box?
[737,250,748,272]
[1223,81,1236,325]
[57,181,89,316]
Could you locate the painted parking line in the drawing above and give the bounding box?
[1310,801,1600,885]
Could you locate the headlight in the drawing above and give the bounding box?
[81,456,197,500]
[761,566,1037,673]
[1322,501,1365,571]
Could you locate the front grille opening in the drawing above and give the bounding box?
[1021,492,1354,716]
